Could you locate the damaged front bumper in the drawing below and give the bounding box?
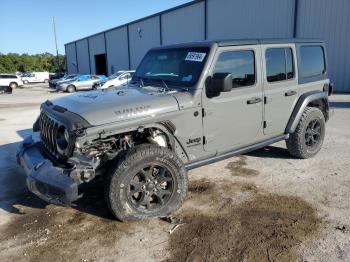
[16,135,79,205]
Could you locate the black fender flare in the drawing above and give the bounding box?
[145,122,190,163]
[286,91,329,134]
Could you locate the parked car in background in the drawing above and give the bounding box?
[0,74,23,89]
[93,70,135,90]
[49,74,78,88]
[57,75,106,92]
[22,72,50,84]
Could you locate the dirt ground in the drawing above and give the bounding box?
[0,85,349,262]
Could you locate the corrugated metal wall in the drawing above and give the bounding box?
[76,39,90,74]
[66,0,350,92]
[161,2,205,45]
[296,0,350,92]
[206,0,295,40]
[105,27,129,74]
[88,34,106,75]
[128,16,161,69]
[65,43,78,74]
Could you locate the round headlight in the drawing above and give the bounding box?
[56,125,69,151]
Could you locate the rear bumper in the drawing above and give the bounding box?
[16,135,79,205]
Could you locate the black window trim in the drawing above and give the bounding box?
[296,43,328,84]
[265,47,296,84]
[212,49,257,90]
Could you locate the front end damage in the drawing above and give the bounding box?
[17,88,182,206]
[17,135,80,205]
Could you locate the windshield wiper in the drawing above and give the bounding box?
[160,79,170,93]
[131,76,145,87]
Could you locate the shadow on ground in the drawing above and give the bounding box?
[247,145,292,159]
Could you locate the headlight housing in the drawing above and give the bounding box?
[56,125,69,153]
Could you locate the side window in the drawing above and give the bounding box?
[266,48,295,82]
[300,46,325,78]
[213,50,255,88]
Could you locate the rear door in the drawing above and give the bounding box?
[262,44,299,135]
[202,45,264,152]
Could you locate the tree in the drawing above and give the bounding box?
[0,53,66,73]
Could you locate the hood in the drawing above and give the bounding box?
[50,88,180,126]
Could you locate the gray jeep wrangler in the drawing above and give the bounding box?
[17,39,332,221]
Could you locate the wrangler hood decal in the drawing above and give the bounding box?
[51,88,179,126]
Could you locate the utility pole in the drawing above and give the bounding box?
[52,16,60,72]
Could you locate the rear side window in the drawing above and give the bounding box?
[300,46,326,78]
[266,48,295,82]
[213,50,255,88]
[1,75,15,79]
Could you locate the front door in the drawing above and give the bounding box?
[202,45,264,153]
[262,44,299,135]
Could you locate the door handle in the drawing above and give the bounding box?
[247,97,262,104]
[285,90,297,96]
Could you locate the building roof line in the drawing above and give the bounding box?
[65,0,204,46]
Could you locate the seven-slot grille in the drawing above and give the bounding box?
[39,111,59,156]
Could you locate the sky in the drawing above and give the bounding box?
[0,0,192,55]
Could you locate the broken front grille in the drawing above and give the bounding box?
[39,111,59,157]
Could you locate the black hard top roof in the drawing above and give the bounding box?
[152,38,324,50]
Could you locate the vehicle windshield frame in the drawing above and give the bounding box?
[133,46,210,88]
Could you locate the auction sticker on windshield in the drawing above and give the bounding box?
[185,52,206,62]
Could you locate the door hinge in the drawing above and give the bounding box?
[203,136,206,144]
[202,108,206,117]
[263,121,267,128]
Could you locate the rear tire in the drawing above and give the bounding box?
[9,82,18,89]
[105,144,188,221]
[286,107,325,159]
[67,85,76,93]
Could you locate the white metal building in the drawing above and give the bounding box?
[65,0,350,92]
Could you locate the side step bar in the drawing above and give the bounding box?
[185,134,289,170]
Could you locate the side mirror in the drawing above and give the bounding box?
[206,73,232,97]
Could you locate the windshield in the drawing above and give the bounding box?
[65,75,77,80]
[107,72,123,80]
[133,47,210,87]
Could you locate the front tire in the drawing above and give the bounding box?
[67,85,76,93]
[286,107,325,159]
[105,145,188,221]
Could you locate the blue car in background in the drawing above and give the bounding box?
[57,75,106,93]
